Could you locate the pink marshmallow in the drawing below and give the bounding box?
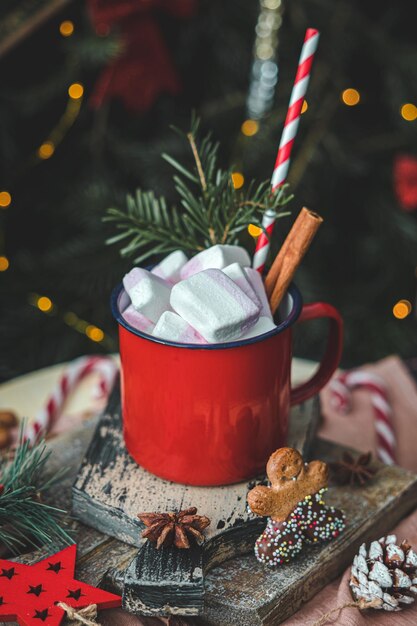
[240,316,276,340]
[151,250,188,284]
[123,268,171,323]
[152,311,207,344]
[180,244,251,280]
[222,263,261,308]
[122,305,155,334]
[244,267,273,319]
[170,268,260,342]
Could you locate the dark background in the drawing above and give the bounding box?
[1,0,417,381]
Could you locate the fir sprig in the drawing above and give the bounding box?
[104,118,292,264]
[0,427,73,554]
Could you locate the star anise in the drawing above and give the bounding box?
[329,451,376,486]
[138,507,211,549]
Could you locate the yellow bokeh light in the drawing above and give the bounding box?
[241,119,259,137]
[86,325,105,342]
[0,191,11,208]
[37,296,53,312]
[68,83,84,100]
[301,100,308,114]
[400,103,417,122]
[0,256,9,271]
[248,223,262,238]
[393,299,412,319]
[59,20,74,37]
[38,142,55,159]
[341,88,360,106]
[232,172,245,189]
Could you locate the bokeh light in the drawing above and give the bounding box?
[301,100,308,114]
[400,103,417,121]
[262,0,281,9]
[59,20,74,37]
[68,83,84,100]
[86,325,105,342]
[248,223,262,237]
[0,256,9,271]
[0,191,11,208]
[341,88,360,106]
[37,296,53,312]
[392,299,412,319]
[38,142,55,159]
[241,120,259,136]
[231,172,245,189]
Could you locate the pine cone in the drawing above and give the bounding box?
[350,535,417,611]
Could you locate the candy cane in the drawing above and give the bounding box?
[23,355,118,443]
[253,28,320,273]
[329,370,396,465]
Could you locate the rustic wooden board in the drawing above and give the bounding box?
[202,438,417,625]
[72,384,320,551]
[123,542,205,617]
[72,384,320,615]
[3,392,417,626]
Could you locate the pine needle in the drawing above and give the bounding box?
[104,118,293,263]
[0,425,73,554]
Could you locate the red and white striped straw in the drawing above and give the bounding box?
[253,28,320,273]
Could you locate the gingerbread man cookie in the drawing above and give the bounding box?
[247,447,345,567]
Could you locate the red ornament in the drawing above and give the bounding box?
[88,0,197,112]
[393,155,417,212]
[0,544,121,625]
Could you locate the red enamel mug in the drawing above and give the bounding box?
[111,281,343,486]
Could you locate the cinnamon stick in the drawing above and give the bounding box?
[267,207,323,315]
[264,207,311,297]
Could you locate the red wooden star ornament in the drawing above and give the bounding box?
[0,544,121,625]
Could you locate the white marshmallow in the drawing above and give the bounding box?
[151,250,188,284]
[171,268,260,343]
[222,263,261,307]
[244,267,273,319]
[180,244,251,280]
[122,305,155,334]
[240,316,276,340]
[123,268,171,323]
[152,311,207,344]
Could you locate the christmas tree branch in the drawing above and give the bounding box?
[238,201,271,210]
[187,131,207,191]
[104,120,293,263]
[0,426,73,554]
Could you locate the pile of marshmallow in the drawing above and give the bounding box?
[121,244,276,344]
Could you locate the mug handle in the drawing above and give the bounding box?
[290,302,343,406]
